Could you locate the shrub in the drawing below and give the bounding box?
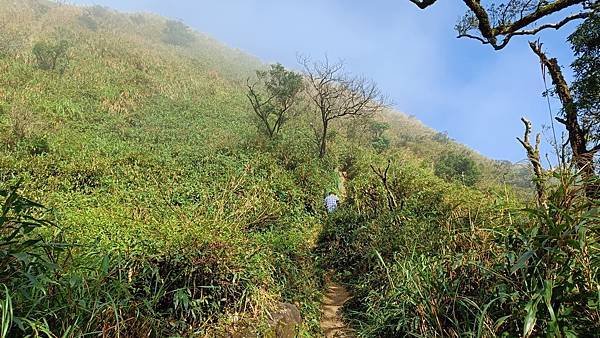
[485,170,600,336]
[0,28,25,58]
[432,131,451,143]
[0,182,66,336]
[367,121,390,153]
[32,39,70,74]
[78,14,98,31]
[162,20,196,46]
[0,183,257,337]
[2,102,38,149]
[321,150,599,337]
[130,14,146,25]
[434,151,481,186]
[21,135,50,156]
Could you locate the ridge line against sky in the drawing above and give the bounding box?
[68,0,581,163]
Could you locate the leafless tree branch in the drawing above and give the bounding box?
[370,160,399,211]
[511,11,592,36]
[516,117,547,207]
[299,55,387,157]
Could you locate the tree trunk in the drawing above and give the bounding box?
[319,120,328,158]
[529,42,598,196]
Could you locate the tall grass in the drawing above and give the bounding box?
[0,1,554,336]
[319,151,599,337]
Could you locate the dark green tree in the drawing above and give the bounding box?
[369,121,390,153]
[246,63,304,139]
[162,20,195,46]
[434,152,481,186]
[32,39,70,74]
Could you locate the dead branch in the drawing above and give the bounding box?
[516,117,547,207]
[370,160,399,211]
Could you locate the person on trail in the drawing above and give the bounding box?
[324,191,340,213]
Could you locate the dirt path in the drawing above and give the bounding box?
[336,169,347,199]
[320,275,354,338]
[320,170,353,337]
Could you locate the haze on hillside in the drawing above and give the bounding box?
[70,0,579,163]
[1,1,598,338]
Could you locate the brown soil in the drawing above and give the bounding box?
[320,275,354,338]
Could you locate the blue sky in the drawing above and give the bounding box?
[70,0,581,162]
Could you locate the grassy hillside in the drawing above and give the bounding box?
[1,1,596,338]
[1,1,330,336]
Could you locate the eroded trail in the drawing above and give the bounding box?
[320,276,354,338]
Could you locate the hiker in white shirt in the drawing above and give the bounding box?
[324,192,340,213]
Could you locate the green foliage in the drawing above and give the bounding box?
[435,151,481,186]
[257,64,304,103]
[78,14,98,31]
[19,135,50,156]
[0,2,331,334]
[0,1,558,337]
[162,20,196,46]
[467,170,600,337]
[432,130,450,143]
[0,26,25,59]
[0,182,58,287]
[247,63,304,138]
[369,121,390,153]
[32,39,69,74]
[0,182,66,336]
[0,179,328,337]
[568,14,600,143]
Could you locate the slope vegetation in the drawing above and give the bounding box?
[2,1,595,338]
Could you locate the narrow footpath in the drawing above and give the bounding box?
[319,169,354,337]
[320,275,354,338]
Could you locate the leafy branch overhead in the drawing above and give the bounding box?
[568,14,600,146]
[408,0,598,50]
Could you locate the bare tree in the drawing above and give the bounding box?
[299,56,387,157]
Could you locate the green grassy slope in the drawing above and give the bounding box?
[1,1,330,336]
[0,1,568,337]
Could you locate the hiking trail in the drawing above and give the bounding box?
[320,170,353,337]
[320,274,354,338]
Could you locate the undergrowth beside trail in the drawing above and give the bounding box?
[319,148,599,337]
